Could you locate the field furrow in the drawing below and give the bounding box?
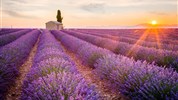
[61,30,178,70]
[52,30,177,100]
[0,30,40,99]
[6,33,40,100]
[0,28,177,100]
[58,40,126,100]
[72,29,178,51]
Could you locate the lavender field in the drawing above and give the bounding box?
[0,28,177,100]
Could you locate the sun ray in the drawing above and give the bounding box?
[126,19,164,58]
[154,28,162,49]
[126,29,150,57]
[126,28,163,58]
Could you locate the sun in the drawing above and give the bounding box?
[151,20,157,25]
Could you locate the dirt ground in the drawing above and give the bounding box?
[6,37,40,100]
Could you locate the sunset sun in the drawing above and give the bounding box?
[151,20,157,25]
[0,0,177,99]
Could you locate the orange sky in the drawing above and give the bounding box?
[0,0,177,28]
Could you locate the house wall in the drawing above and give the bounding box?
[46,22,63,30]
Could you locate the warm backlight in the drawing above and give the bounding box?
[151,20,157,25]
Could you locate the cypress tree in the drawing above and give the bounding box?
[56,10,63,23]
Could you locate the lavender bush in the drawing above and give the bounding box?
[26,58,78,82]
[34,48,70,63]
[52,30,178,99]
[94,54,178,99]
[0,29,40,99]
[22,72,99,100]
[21,30,101,99]
[0,28,23,36]
[74,28,178,45]
[0,29,31,47]
[74,29,178,51]
[62,30,178,71]
[52,30,111,68]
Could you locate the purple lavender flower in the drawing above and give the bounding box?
[0,28,22,36]
[0,29,40,99]
[0,29,31,47]
[94,54,178,99]
[21,30,101,99]
[61,30,178,70]
[22,72,100,100]
[52,30,178,99]
[52,30,111,68]
[26,57,78,83]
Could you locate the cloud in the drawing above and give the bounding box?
[8,0,28,3]
[149,11,168,16]
[80,3,106,13]
[3,10,39,19]
[1,0,177,28]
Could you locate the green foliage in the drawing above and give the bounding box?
[0,48,20,65]
[160,56,174,66]
[114,47,121,54]
[171,58,178,71]
[147,55,155,62]
[56,10,63,23]
[88,53,103,68]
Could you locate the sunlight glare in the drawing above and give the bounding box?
[151,20,157,25]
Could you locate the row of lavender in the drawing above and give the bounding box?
[73,29,178,51]
[52,30,178,99]
[0,29,23,36]
[62,30,178,71]
[0,30,40,99]
[21,30,100,100]
[75,29,178,44]
[0,29,32,47]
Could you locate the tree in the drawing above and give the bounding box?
[56,10,63,23]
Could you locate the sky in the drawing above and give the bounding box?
[0,0,177,28]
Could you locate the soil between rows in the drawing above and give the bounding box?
[6,35,40,100]
[58,40,126,100]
